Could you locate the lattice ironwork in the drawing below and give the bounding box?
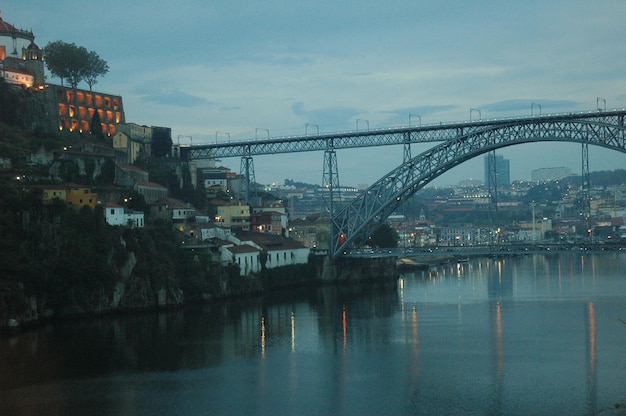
[330,112,626,257]
[182,110,626,160]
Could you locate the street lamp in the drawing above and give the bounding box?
[305,123,319,135]
[470,108,481,121]
[356,119,369,131]
[531,103,542,116]
[530,202,536,243]
[597,97,606,111]
[409,114,421,127]
[215,131,230,143]
[255,128,269,140]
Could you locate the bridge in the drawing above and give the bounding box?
[346,242,626,259]
[181,109,626,259]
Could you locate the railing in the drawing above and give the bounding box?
[344,242,626,258]
[181,108,626,159]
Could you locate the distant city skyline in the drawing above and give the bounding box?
[4,1,626,187]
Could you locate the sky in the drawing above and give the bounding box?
[4,1,626,187]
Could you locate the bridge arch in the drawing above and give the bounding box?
[331,114,626,257]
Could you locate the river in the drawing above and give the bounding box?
[1,252,625,416]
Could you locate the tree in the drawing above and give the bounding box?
[368,223,399,248]
[84,51,109,91]
[44,41,108,89]
[43,41,70,86]
[90,110,104,140]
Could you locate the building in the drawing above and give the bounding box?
[0,11,44,89]
[46,85,125,135]
[216,203,251,231]
[115,164,149,188]
[134,181,168,204]
[150,197,195,222]
[112,123,153,164]
[251,204,288,235]
[484,153,510,188]
[40,184,97,211]
[104,202,144,228]
[0,12,126,135]
[217,231,310,276]
[531,167,572,182]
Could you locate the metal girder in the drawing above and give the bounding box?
[182,110,626,160]
[330,113,626,258]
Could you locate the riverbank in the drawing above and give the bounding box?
[1,255,398,337]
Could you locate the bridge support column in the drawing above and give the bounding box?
[323,145,340,253]
[240,148,258,206]
[486,150,499,244]
[581,142,591,240]
[403,132,412,163]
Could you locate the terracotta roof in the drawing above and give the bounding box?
[228,245,260,254]
[0,15,19,32]
[234,231,306,251]
[151,197,192,209]
[117,163,147,173]
[135,180,167,189]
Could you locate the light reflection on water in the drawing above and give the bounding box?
[1,253,625,416]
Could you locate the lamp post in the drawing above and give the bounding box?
[356,119,369,131]
[255,128,269,141]
[470,108,481,121]
[531,103,542,116]
[530,202,536,243]
[305,123,319,135]
[215,131,230,143]
[597,97,606,111]
[409,114,421,127]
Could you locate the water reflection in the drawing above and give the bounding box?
[1,254,625,416]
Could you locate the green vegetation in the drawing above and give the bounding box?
[368,223,400,248]
[44,41,109,90]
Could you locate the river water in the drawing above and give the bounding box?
[1,253,625,416]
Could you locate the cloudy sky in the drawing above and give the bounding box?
[5,1,626,187]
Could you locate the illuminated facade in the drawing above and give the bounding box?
[0,10,45,89]
[1,11,126,135]
[46,85,125,135]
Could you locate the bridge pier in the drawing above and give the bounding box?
[312,255,398,283]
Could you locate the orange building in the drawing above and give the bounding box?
[41,184,98,211]
[46,85,125,136]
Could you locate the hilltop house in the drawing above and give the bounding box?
[40,183,97,211]
[104,202,144,228]
[216,231,310,276]
[150,197,196,222]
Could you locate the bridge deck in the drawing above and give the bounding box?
[182,109,626,159]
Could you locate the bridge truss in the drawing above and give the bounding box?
[330,110,626,258]
[180,110,626,259]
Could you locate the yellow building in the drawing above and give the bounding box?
[41,184,97,211]
[113,123,152,163]
[216,203,251,231]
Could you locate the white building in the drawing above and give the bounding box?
[213,230,310,276]
[105,203,144,228]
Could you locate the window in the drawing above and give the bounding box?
[111,209,115,215]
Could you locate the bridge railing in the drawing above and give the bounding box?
[183,108,626,159]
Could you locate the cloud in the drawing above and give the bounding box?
[291,102,362,131]
[137,88,214,108]
[481,99,579,114]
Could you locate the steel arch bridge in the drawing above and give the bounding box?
[330,110,626,258]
